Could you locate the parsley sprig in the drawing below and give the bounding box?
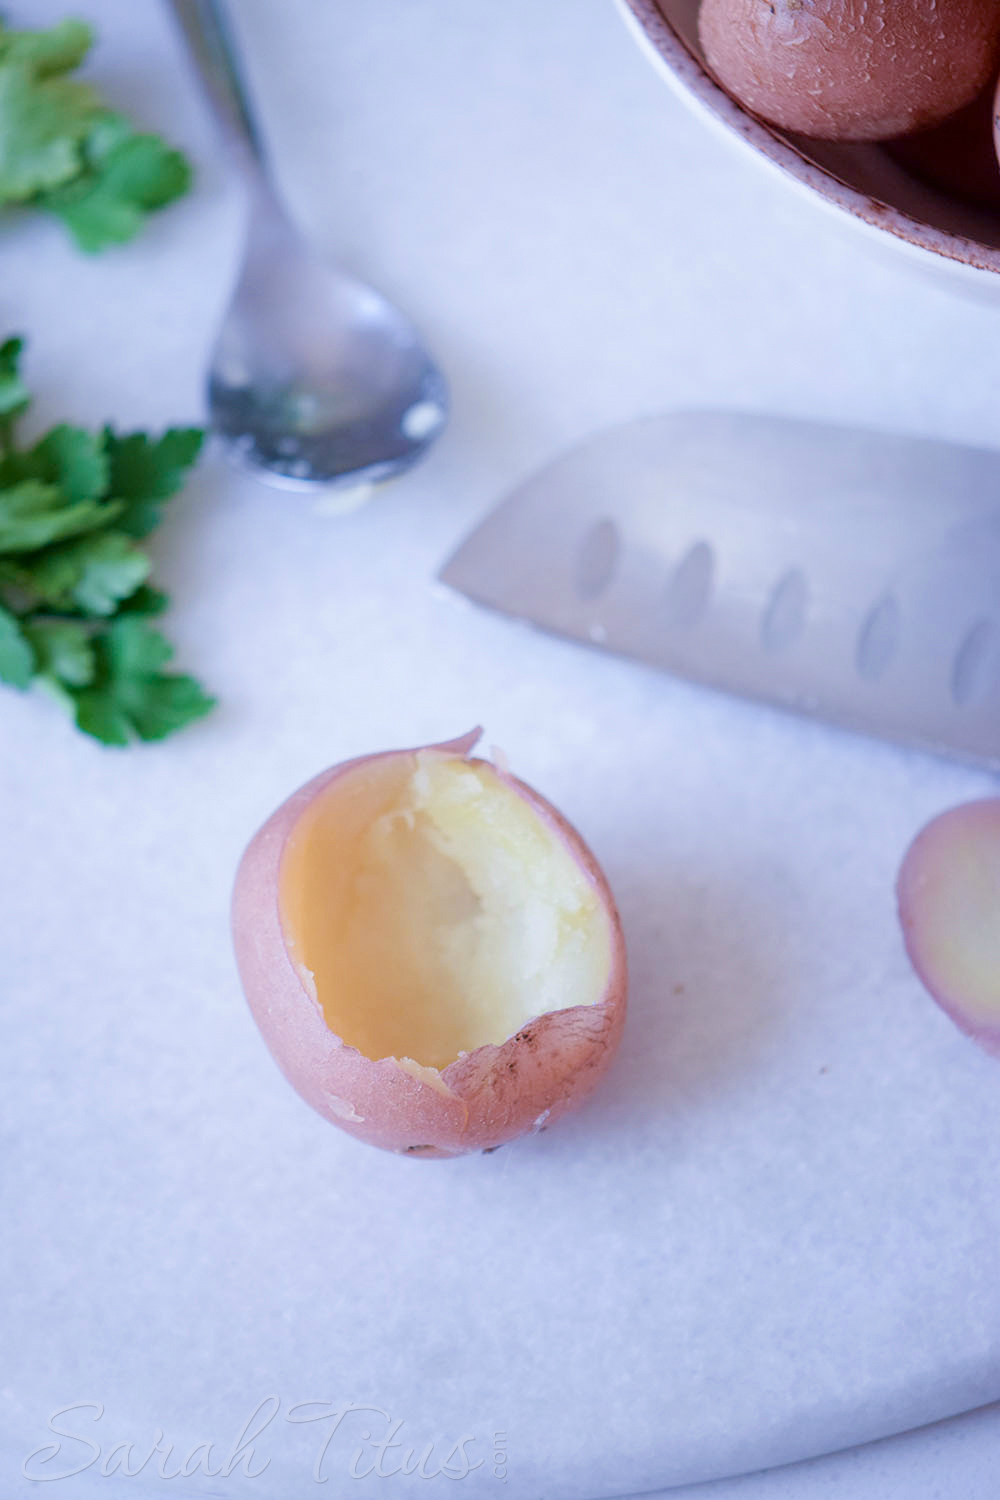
[0,337,214,745]
[0,16,191,251]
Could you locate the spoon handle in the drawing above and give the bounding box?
[165,0,268,172]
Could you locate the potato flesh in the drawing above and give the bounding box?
[278,752,612,1070]
[900,801,1000,1028]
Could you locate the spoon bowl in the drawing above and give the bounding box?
[168,0,448,490]
[209,185,448,489]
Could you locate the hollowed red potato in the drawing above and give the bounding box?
[699,0,1000,142]
[897,799,1000,1056]
[232,734,627,1156]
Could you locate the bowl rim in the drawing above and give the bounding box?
[619,0,1000,276]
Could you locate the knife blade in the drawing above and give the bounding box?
[439,412,1000,768]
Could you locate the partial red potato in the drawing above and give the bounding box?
[992,71,1000,182]
[232,732,627,1156]
[889,78,1000,212]
[699,0,1000,142]
[897,799,1000,1056]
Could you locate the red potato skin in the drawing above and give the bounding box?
[896,799,1000,1059]
[698,0,1000,142]
[231,735,628,1157]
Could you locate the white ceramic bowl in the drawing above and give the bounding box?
[617,0,1000,297]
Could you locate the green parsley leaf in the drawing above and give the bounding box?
[0,55,98,200]
[0,336,30,424]
[71,680,129,744]
[0,477,121,553]
[23,616,94,686]
[104,427,205,537]
[0,335,211,744]
[43,124,192,252]
[0,17,191,248]
[67,531,150,615]
[127,672,215,742]
[105,611,173,675]
[71,615,215,745]
[0,18,93,77]
[115,582,169,617]
[23,423,109,503]
[26,529,150,615]
[0,599,34,687]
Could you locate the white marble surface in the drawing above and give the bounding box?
[4,3,1000,1498]
[654,1400,1000,1500]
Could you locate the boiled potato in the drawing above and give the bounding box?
[699,0,1000,141]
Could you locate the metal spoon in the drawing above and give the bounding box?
[166,0,448,491]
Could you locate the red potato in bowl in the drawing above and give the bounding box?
[232,732,627,1156]
[889,81,1000,212]
[993,72,1000,178]
[897,799,1000,1056]
[698,0,1000,142]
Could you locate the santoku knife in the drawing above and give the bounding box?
[440,412,1000,768]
